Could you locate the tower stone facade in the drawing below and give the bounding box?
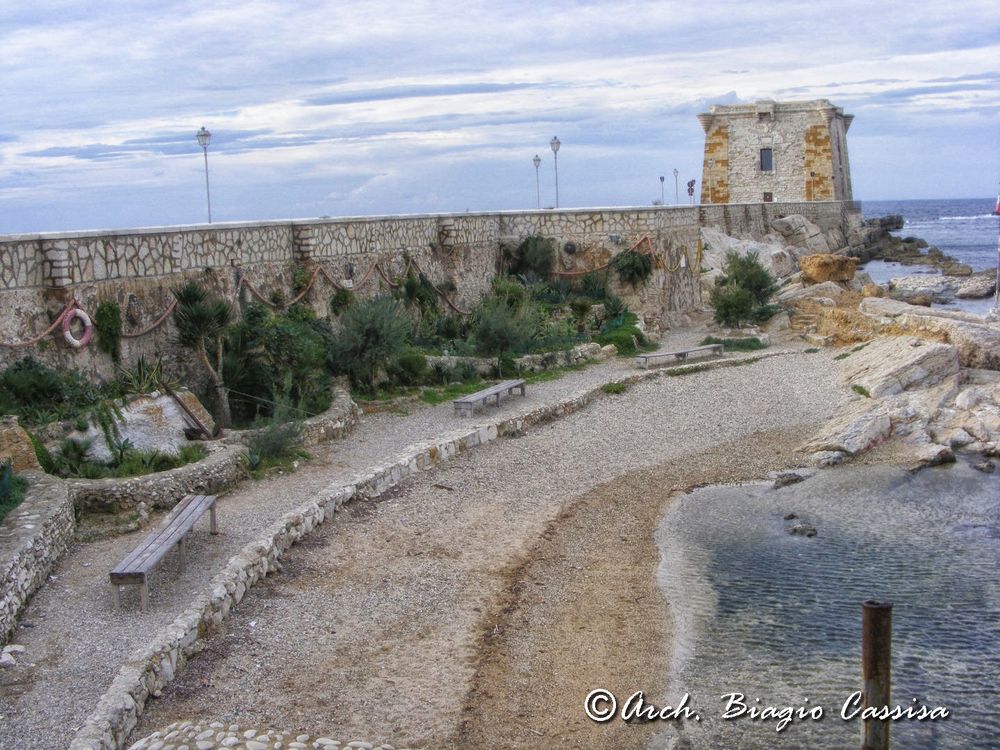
[697,99,853,205]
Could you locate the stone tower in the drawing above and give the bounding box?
[697,99,853,205]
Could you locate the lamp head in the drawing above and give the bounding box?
[196,126,211,148]
[550,136,560,154]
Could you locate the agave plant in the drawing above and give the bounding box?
[172,282,233,426]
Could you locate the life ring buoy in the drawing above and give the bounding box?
[62,308,93,349]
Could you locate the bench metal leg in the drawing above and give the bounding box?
[111,583,120,610]
[210,502,218,535]
[140,579,149,611]
[495,393,501,408]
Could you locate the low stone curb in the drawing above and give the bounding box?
[0,472,72,645]
[69,349,794,750]
[128,721,407,750]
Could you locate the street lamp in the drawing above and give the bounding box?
[196,126,212,223]
[659,175,665,205]
[532,154,541,210]
[550,136,561,208]
[673,168,679,204]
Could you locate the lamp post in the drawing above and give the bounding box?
[659,175,665,205]
[196,126,212,223]
[532,154,541,210]
[673,168,679,204]
[550,136,561,208]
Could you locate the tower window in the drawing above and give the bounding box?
[760,148,774,172]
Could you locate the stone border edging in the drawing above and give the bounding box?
[0,472,73,645]
[68,350,794,750]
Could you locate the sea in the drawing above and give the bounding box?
[654,459,1000,749]
[859,198,999,315]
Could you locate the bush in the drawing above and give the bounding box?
[700,335,767,352]
[329,288,353,316]
[246,418,304,473]
[403,272,438,314]
[611,249,653,286]
[603,295,628,320]
[491,276,527,309]
[709,285,756,328]
[391,349,429,386]
[225,304,333,423]
[332,294,411,396]
[473,298,531,376]
[0,357,120,428]
[117,356,177,396]
[569,297,593,331]
[39,437,207,479]
[0,460,29,522]
[601,382,627,394]
[94,300,122,363]
[595,311,648,355]
[506,236,555,278]
[579,271,607,300]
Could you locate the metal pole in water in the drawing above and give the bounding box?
[861,600,893,750]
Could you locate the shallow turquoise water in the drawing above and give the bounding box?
[654,459,1000,749]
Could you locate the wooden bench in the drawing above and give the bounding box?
[453,379,526,416]
[110,494,218,610]
[635,343,724,369]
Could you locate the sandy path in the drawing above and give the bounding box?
[0,348,668,750]
[129,353,845,749]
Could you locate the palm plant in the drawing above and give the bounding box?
[172,282,233,426]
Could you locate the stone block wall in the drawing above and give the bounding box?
[698,100,854,205]
[0,202,855,379]
[0,471,74,644]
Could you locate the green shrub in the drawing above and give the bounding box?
[391,349,429,386]
[601,382,627,394]
[94,300,122,363]
[403,272,438,314]
[595,311,648,355]
[852,384,871,398]
[245,405,305,476]
[717,251,777,306]
[332,294,411,396]
[700,335,767,352]
[611,249,653,286]
[491,276,527,309]
[568,297,593,331]
[0,357,120,428]
[0,460,29,522]
[172,281,234,426]
[329,288,353,316]
[473,298,531,377]
[506,236,555,278]
[117,356,177,396]
[603,295,628,319]
[225,304,333,423]
[709,284,756,328]
[579,271,607,300]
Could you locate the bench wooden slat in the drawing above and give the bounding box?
[453,379,526,415]
[111,495,212,577]
[635,343,724,368]
[110,493,218,610]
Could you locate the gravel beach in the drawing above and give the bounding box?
[123,350,847,750]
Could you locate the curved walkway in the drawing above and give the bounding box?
[1,336,697,750]
[126,349,846,749]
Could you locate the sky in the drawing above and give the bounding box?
[1,0,998,235]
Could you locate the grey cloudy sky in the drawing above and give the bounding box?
[2,0,998,233]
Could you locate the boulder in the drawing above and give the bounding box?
[839,337,960,399]
[0,415,40,472]
[771,215,830,253]
[801,400,892,456]
[777,280,847,303]
[71,389,215,463]
[799,254,859,284]
[700,227,796,278]
[862,283,886,298]
[955,272,997,299]
[847,270,875,292]
[887,275,958,304]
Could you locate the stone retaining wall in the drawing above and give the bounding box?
[0,203,851,380]
[0,472,73,644]
[69,349,791,750]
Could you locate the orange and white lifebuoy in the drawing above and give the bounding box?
[62,308,93,349]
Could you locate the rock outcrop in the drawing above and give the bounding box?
[799,254,859,284]
[839,337,960,399]
[0,416,40,472]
